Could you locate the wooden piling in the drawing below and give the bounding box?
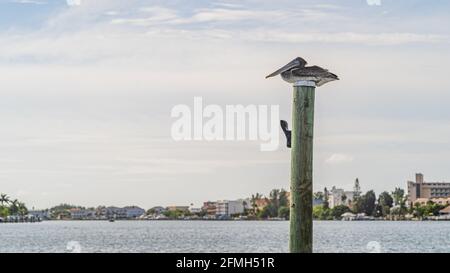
[290,81,315,253]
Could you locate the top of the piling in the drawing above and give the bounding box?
[294,81,316,87]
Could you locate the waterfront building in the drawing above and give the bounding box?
[313,198,324,207]
[255,198,269,212]
[236,198,252,210]
[96,206,145,219]
[28,210,51,220]
[123,206,145,219]
[167,206,190,212]
[439,206,450,215]
[328,187,355,208]
[407,173,450,206]
[107,206,126,218]
[216,200,245,217]
[188,204,202,214]
[411,197,450,206]
[70,208,96,220]
[149,206,166,215]
[202,202,217,216]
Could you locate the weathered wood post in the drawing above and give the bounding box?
[265,57,338,253]
[290,80,315,253]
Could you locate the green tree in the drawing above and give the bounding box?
[378,191,394,208]
[251,193,262,215]
[392,188,405,206]
[392,187,408,217]
[323,187,330,210]
[269,189,280,211]
[331,205,351,220]
[354,190,377,216]
[163,209,187,219]
[313,205,331,220]
[9,199,19,215]
[420,201,445,217]
[341,193,347,204]
[279,189,289,208]
[278,206,290,219]
[378,191,394,217]
[0,193,10,207]
[363,190,377,216]
[413,203,426,219]
[258,204,277,219]
[314,192,324,201]
[18,202,28,216]
[353,178,361,201]
[0,206,9,218]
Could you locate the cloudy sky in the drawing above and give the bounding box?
[1,0,450,209]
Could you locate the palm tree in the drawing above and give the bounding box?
[0,193,10,206]
[392,187,405,206]
[9,199,19,215]
[18,202,28,216]
[242,200,248,215]
[341,193,347,204]
[270,189,280,210]
[251,193,262,215]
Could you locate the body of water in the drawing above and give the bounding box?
[1,220,450,253]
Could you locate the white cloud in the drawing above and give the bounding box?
[66,0,81,6]
[112,6,178,26]
[247,31,448,45]
[1,0,450,208]
[367,0,382,6]
[112,7,288,26]
[104,11,119,16]
[325,154,354,165]
[12,0,47,4]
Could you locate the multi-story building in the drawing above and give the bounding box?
[123,206,145,219]
[149,206,166,215]
[216,200,245,217]
[255,198,270,212]
[28,210,51,220]
[70,208,96,220]
[167,206,190,212]
[202,202,217,216]
[407,173,450,205]
[97,206,145,219]
[103,206,126,219]
[328,187,355,208]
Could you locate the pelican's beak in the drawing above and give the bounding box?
[265,58,302,79]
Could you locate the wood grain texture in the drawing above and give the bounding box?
[289,85,315,253]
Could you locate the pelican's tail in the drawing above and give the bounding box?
[316,72,340,87]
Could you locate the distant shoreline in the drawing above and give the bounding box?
[4,218,450,223]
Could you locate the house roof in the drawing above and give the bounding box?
[439,206,450,214]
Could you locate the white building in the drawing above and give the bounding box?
[28,210,51,220]
[70,209,96,220]
[189,204,202,214]
[328,187,355,208]
[216,200,245,217]
[99,206,144,219]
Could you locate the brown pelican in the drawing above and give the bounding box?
[266,57,339,87]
